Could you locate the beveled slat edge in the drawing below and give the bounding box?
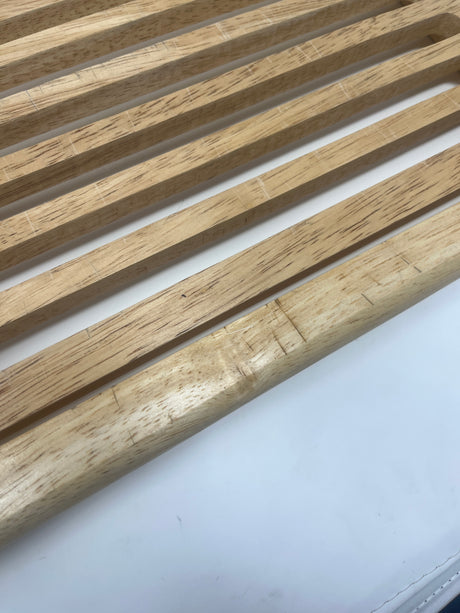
[0,0,401,149]
[0,0,137,45]
[2,33,459,271]
[0,86,458,343]
[0,0,452,207]
[0,0,268,91]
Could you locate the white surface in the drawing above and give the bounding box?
[0,13,459,612]
[0,281,459,613]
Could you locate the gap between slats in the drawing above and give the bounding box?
[0,84,458,343]
[0,0,454,205]
[0,197,459,544]
[1,33,458,274]
[0,0,142,44]
[0,0,404,148]
[0,76,458,367]
[0,0,298,91]
[0,0,451,211]
[0,142,458,437]
[0,0,458,498]
[0,0,452,219]
[0,40,429,219]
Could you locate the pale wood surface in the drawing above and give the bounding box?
[0,0,265,91]
[1,200,458,546]
[0,0,450,205]
[1,0,459,548]
[0,87,458,342]
[0,0,390,148]
[2,35,458,270]
[1,145,458,435]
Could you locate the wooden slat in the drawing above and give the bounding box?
[1,35,458,270]
[403,0,460,24]
[1,0,459,547]
[0,0,266,91]
[1,145,458,436]
[0,0,453,206]
[0,0,393,148]
[1,200,459,545]
[0,0,134,45]
[1,88,458,343]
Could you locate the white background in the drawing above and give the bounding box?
[0,5,459,612]
[0,280,460,613]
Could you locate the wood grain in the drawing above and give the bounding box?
[0,0,392,148]
[402,0,460,27]
[1,145,458,436]
[1,87,458,342]
[1,200,459,545]
[0,0,453,205]
[2,35,459,270]
[1,0,459,547]
[0,0,138,45]
[0,0,266,91]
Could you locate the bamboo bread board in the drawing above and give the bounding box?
[0,0,459,545]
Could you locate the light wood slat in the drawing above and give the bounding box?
[0,0,266,91]
[1,36,458,270]
[1,201,459,545]
[1,88,458,343]
[0,0,391,148]
[0,0,453,206]
[1,145,458,436]
[0,0,135,45]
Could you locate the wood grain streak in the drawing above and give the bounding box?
[1,201,459,545]
[1,145,458,435]
[0,0,141,45]
[0,88,458,342]
[0,0,395,147]
[1,0,459,547]
[0,0,266,90]
[1,36,459,269]
[0,0,452,203]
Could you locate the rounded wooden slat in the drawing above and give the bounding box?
[0,145,459,436]
[0,88,458,342]
[1,201,459,545]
